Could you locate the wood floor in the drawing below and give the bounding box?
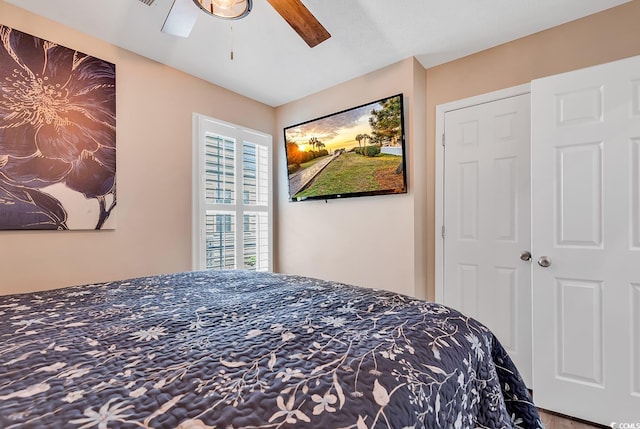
[539,410,607,429]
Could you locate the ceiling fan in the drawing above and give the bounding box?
[161,0,330,48]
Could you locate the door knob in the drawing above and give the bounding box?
[520,251,532,261]
[537,256,552,267]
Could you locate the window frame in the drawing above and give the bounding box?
[192,114,273,271]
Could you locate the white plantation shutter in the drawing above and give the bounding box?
[193,115,272,271]
[205,211,235,269]
[205,135,235,204]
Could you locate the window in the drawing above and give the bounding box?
[192,115,272,271]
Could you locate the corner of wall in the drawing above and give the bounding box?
[410,58,430,300]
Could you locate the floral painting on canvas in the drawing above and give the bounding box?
[0,25,116,230]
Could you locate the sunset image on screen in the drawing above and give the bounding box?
[284,94,406,201]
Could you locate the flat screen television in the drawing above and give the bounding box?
[284,93,407,202]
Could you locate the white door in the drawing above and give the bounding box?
[443,93,532,386]
[532,55,640,424]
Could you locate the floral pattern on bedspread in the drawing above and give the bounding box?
[0,270,543,428]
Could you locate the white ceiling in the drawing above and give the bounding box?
[5,0,629,107]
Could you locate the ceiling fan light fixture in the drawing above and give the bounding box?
[194,0,252,19]
[212,0,235,10]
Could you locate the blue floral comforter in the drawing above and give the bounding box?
[0,270,543,428]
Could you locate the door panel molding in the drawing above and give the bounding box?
[531,54,640,424]
[435,84,531,302]
[435,84,532,387]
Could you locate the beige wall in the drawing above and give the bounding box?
[0,2,276,295]
[424,1,640,299]
[275,58,428,298]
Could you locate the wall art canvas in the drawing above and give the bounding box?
[0,25,116,230]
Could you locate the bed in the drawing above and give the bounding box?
[0,270,542,428]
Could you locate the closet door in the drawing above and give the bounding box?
[443,93,532,387]
[531,54,640,424]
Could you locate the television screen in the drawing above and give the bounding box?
[284,93,407,202]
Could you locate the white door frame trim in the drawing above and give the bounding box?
[434,83,531,302]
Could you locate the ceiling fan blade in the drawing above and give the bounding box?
[162,0,199,38]
[266,0,330,48]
